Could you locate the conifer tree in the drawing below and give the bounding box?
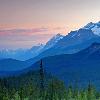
[87,82,96,100]
[82,90,88,100]
[67,85,73,100]
[39,59,45,100]
[18,87,24,100]
[46,78,54,100]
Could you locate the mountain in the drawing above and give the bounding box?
[0,49,27,60]
[1,21,100,88]
[1,43,100,87]
[26,21,100,64]
[1,21,100,73]
[0,44,44,60]
[44,21,100,54]
[83,21,100,36]
[1,21,100,61]
[0,34,63,60]
[24,43,100,88]
[0,34,64,71]
[43,33,64,50]
[0,21,100,71]
[0,58,29,71]
[19,44,44,60]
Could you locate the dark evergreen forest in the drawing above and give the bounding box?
[0,60,100,100]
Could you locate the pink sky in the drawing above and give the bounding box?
[0,0,100,49]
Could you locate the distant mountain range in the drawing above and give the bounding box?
[1,43,100,88]
[24,21,100,65]
[38,21,100,56]
[1,21,100,61]
[43,33,64,50]
[28,43,100,88]
[1,21,100,88]
[0,34,64,60]
[0,44,44,60]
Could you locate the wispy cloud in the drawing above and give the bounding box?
[0,28,54,49]
[0,28,48,35]
[0,26,67,49]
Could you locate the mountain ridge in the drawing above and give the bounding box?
[0,34,63,60]
[1,42,100,88]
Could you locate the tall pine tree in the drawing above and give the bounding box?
[39,59,45,100]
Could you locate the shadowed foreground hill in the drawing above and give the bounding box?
[0,59,29,71]
[24,43,100,88]
[0,43,100,88]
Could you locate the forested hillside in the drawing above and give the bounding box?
[0,60,100,100]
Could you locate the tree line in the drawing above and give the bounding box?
[0,60,100,100]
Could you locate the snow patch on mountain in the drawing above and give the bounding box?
[83,21,100,36]
[44,33,64,50]
[91,25,100,36]
[0,33,64,60]
[83,22,95,29]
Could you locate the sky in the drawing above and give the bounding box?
[0,0,100,49]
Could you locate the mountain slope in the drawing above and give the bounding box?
[0,44,44,61]
[26,21,100,64]
[1,43,100,88]
[1,21,100,61]
[0,59,29,71]
[83,21,100,36]
[0,34,63,60]
[43,33,64,50]
[24,43,100,87]
[27,29,100,65]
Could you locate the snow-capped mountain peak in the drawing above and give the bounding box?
[44,33,64,50]
[91,25,100,36]
[30,44,44,53]
[53,33,64,42]
[83,22,95,29]
[83,21,100,36]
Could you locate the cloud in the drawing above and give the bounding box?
[0,28,48,35]
[0,26,67,49]
[0,28,54,49]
